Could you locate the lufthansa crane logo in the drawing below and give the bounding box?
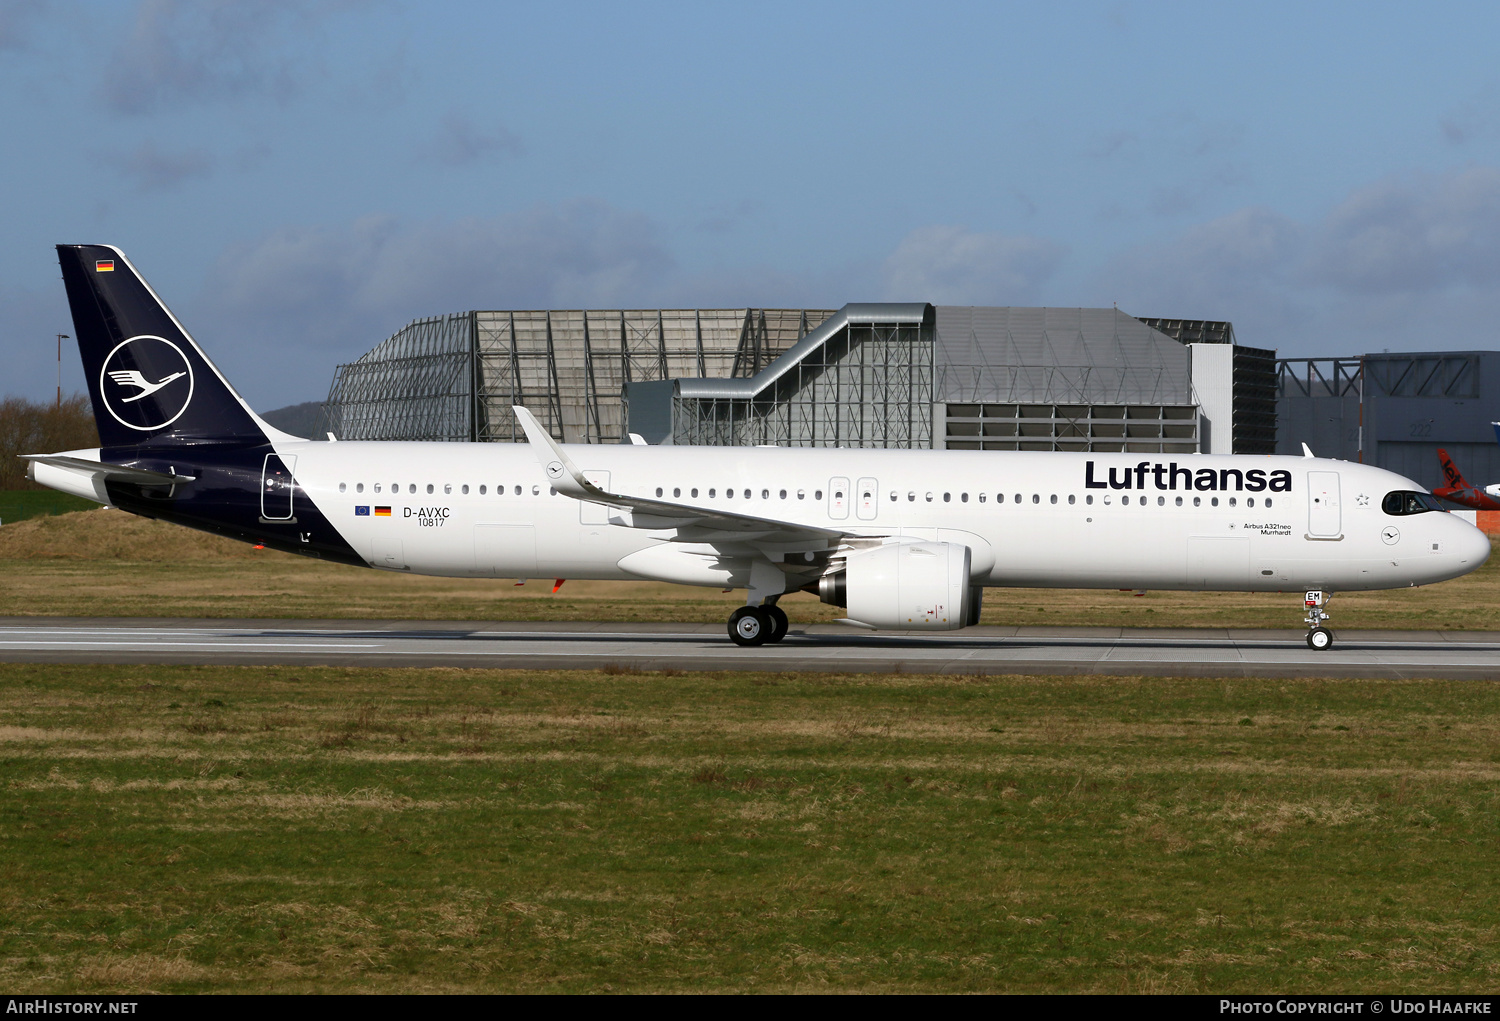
[99,335,195,431]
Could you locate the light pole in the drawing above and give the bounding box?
[56,334,69,407]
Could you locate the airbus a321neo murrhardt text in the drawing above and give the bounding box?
[25,245,1492,651]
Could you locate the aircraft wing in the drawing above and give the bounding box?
[511,406,851,545]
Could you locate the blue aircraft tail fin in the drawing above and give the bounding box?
[56,244,273,448]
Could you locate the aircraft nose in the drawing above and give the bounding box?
[1460,522,1492,567]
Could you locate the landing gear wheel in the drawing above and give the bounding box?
[765,605,789,643]
[1307,627,1334,651]
[728,606,771,647]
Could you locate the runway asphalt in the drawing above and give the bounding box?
[1,617,1498,678]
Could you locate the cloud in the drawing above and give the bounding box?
[182,201,676,404]
[108,140,215,191]
[1096,166,1500,355]
[427,112,522,166]
[881,225,1065,304]
[1304,166,1500,294]
[0,0,46,51]
[1438,86,1500,147]
[695,198,761,234]
[99,0,343,114]
[201,199,673,341]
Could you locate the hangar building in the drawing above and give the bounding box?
[1275,352,1500,492]
[319,304,1278,456]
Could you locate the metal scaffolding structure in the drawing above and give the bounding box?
[1275,352,1497,491]
[670,305,934,448]
[320,307,835,443]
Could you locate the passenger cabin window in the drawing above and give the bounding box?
[514,485,522,495]
[479,485,487,495]
[339,483,346,493]
[1383,491,1444,515]
[656,487,664,497]
[356,483,364,493]
[461,484,468,495]
[815,490,823,500]
[674,488,682,498]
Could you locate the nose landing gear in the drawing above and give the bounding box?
[1304,590,1334,651]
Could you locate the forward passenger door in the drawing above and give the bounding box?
[1307,471,1342,538]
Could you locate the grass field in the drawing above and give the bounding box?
[1,509,1498,629]
[2,662,1498,993]
[0,490,96,525]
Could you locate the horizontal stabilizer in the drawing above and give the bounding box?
[20,454,196,486]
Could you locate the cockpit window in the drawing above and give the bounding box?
[1382,491,1445,516]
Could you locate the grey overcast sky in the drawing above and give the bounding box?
[5,0,1500,408]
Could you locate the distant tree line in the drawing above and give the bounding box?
[0,395,99,490]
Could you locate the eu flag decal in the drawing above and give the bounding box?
[355,506,370,516]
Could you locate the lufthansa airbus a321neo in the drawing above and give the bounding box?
[25,245,1492,651]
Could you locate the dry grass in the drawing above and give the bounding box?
[0,508,1496,629]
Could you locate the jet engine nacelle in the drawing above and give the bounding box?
[819,541,980,630]
[1486,483,1500,500]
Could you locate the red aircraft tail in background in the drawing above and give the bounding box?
[1434,449,1500,511]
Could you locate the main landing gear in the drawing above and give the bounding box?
[1304,590,1334,651]
[727,600,789,647]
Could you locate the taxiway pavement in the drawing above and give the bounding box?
[0,618,1497,678]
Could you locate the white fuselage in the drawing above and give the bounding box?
[273,441,1491,593]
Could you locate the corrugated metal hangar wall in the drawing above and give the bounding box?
[320,304,1279,456]
[1276,352,1500,491]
